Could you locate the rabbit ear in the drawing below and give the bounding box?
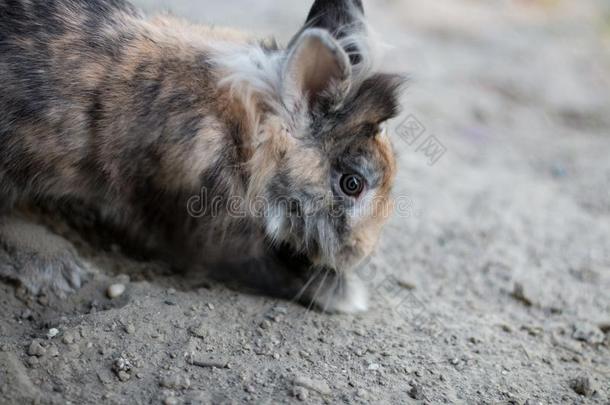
[296,0,365,65]
[283,28,352,111]
[304,0,364,34]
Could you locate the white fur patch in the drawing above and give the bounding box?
[315,275,369,314]
[264,205,287,243]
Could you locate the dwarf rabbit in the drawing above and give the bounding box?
[0,0,403,313]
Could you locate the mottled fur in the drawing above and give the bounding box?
[0,0,403,312]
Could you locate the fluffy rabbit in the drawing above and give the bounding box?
[0,0,403,312]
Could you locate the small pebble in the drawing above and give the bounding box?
[125,324,136,335]
[353,329,366,337]
[113,357,132,374]
[511,282,533,307]
[107,284,126,299]
[409,384,425,400]
[356,389,368,399]
[293,386,308,401]
[27,356,39,367]
[397,279,416,290]
[572,323,605,345]
[117,371,131,382]
[188,356,230,369]
[62,333,75,345]
[190,324,208,339]
[47,328,59,339]
[160,374,191,390]
[293,375,331,396]
[164,397,178,405]
[47,345,60,358]
[38,295,49,306]
[570,376,594,397]
[28,340,46,357]
[275,307,288,315]
[244,385,256,394]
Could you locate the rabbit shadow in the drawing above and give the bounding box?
[10,200,330,314]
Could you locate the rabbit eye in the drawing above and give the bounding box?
[340,174,365,197]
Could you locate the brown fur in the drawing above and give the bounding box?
[0,0,403,312]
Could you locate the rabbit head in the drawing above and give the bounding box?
[220,0,403,273]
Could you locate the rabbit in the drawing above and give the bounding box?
[0,0,403,313]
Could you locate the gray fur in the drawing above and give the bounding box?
[0,0,403,312]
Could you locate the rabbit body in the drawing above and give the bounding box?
[0,0,402,312]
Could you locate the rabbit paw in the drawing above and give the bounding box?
[307,273,369,314]
[0,217,85,295]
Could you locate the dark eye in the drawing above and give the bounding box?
[340,174,365,197]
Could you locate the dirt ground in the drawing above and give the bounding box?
[1,0,609,404]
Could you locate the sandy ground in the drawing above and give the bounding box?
[1,0,610,404]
